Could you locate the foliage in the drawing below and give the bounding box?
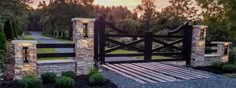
[89,73,107,86]
[0,17,7,51]
[222,64,236,73]
[18,75,43,88]
[38,0,94,39]
[62,71,76,79]
[228,49,236,64]
[88,67,98,76]
[135,0,157,31]
[41,72,57,83]
[0,0,29,36]
[116,18,142,34]
[55,76,75,88]
[209,62,225,70]
[196,0,236,42]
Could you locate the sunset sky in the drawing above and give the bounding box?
[30,0,171,11]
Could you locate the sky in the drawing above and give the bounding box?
[30,0,171,11]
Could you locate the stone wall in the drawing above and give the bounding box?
[37,60,76,76]
[204,42,231,66]
[72,18,95,75]
[12,40,38,79]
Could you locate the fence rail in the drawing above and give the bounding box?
[37,43,75,58]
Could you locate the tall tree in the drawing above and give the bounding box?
[136,0,157,32]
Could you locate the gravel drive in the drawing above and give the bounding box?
[101,66,236,88]
[30,31,73,53]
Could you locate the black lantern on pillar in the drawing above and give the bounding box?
[23,47,29,63]
[83,23,88,38]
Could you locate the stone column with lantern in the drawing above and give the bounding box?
[72,18,95,75]
[12,40,38,79]
[191,25,207,67]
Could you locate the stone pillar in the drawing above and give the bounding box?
[211,42,232,62]
[72,18,95,75]
[191,25,207,67]
[12,40,38,79]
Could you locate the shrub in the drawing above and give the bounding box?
[222,64,236,73]
[228,49,236,64]
[88,67,98,76]
[0,22,7,51]
[3,19,15,40]
[209,62,225,70]
[89,73,107,86]
[55,76,75,88]
[62,71,76,79]
[18,75,42,88]
[41,72,56,83]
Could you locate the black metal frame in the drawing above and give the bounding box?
[37,43,75,58]
[94,17,193,66]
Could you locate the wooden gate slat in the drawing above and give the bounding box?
[150,63,210,78]
[114,64,166,82]
[106,64,157,83]
[139,63,203,79]
[132,63,193,80]
[102,65,147,84]
[120,64,178,82]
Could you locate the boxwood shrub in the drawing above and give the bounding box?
[55,76,75,88]
[88,67,98,76]
[18,75,42,88]
[89,73,107,86]
[62,71,76,79]
[223,64,236,73]
[41,72,56,83]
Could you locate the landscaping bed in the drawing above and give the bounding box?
[0,67,117,88]
[0,75,117,88]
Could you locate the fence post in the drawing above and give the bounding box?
[183,23,193,66]
[144,32,153,62]
[98,17,106,64]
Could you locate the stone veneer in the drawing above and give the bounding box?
[72,18,95,75]
[12,40,38,79]
[37,60,76,76]
[191,25,207,67]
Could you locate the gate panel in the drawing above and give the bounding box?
[94,17,193,65]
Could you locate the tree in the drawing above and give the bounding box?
[0,16,7,51]
[117,18,142,34]
[196,0,236,42]
[136,0,157,31]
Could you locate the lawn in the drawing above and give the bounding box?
[22,35,33,40]
[37,48,65,60]
[110,49,172,60]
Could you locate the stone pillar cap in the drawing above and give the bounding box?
[71,18,95,23]
[12,40,38,44]
[211,41,232,44]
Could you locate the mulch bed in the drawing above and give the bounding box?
[193,66,225,74]
[0,75,117,88]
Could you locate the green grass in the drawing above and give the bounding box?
[224,73,236,78]
[22,35,33,40]
[37,48,65,60]
[110,49,172,60]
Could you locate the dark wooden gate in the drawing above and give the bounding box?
[94,17,193,66]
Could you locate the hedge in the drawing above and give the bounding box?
[4,19,15,40]
[0,22,7,51]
